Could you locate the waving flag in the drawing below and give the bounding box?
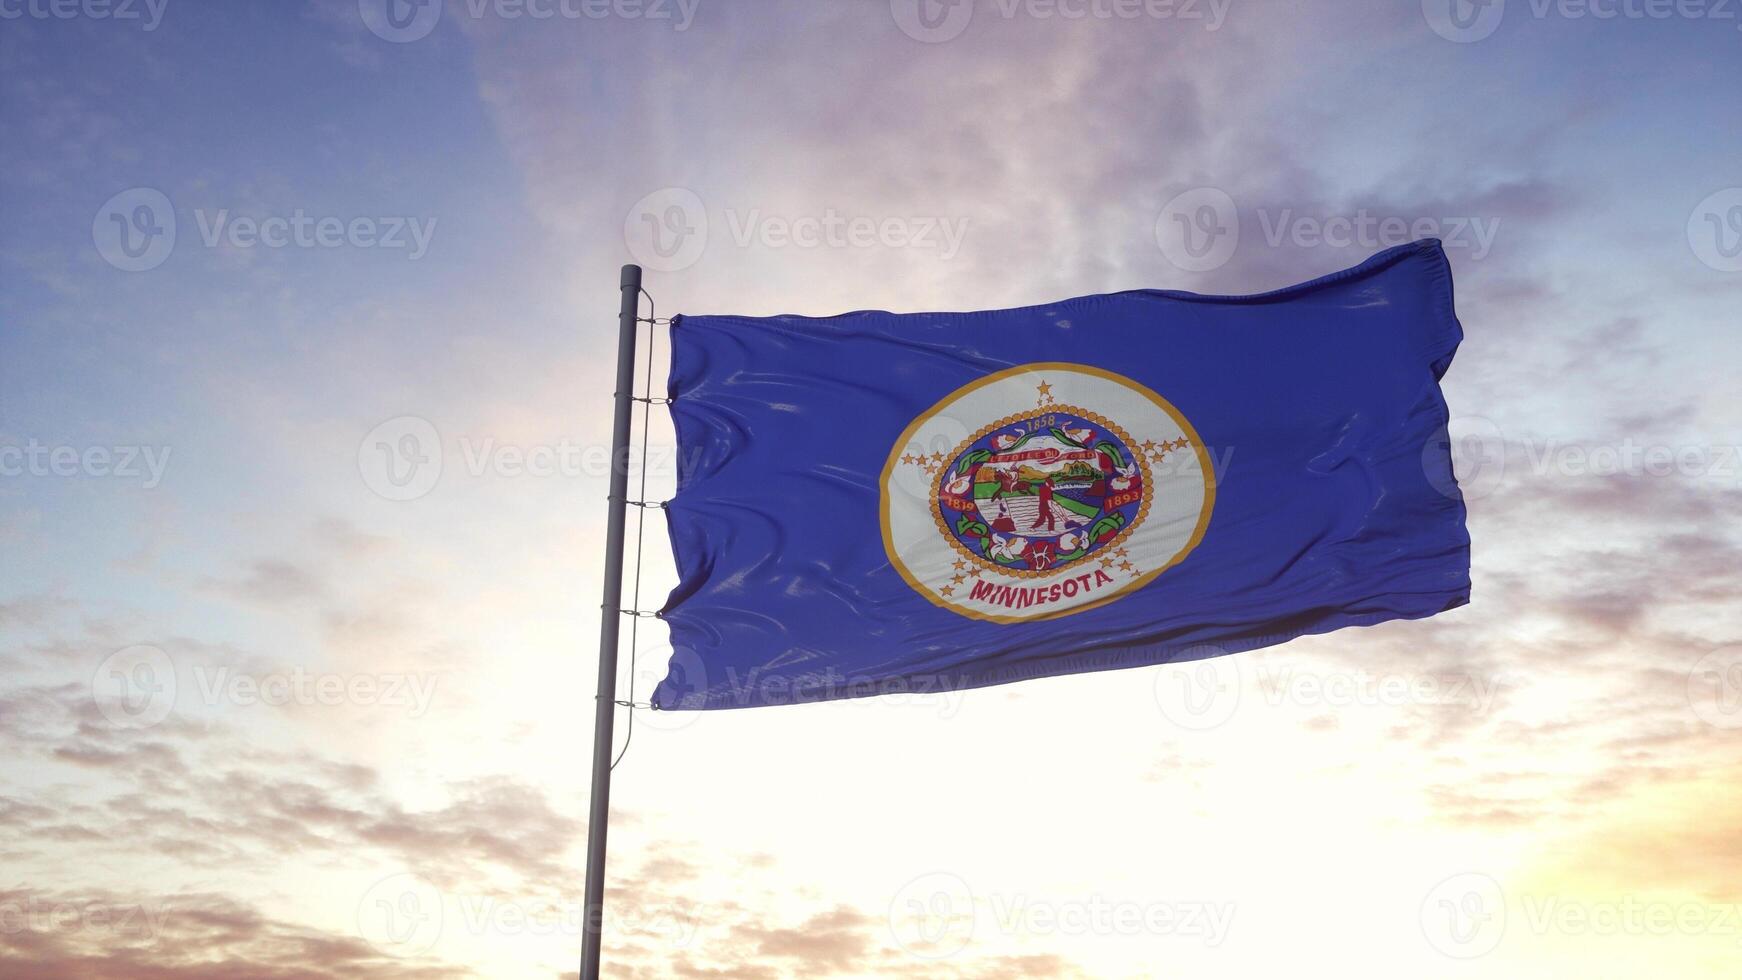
[653,240,1471,710]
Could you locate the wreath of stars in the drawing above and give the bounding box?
[1137,437,1193,463]
[900,450,950,479]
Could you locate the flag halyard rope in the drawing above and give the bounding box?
[609,288,670,772]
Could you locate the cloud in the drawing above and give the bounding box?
[203,559,328,605]
[0,684,581,890]
[0,887,473,979]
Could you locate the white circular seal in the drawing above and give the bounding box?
[881,363,1214,623]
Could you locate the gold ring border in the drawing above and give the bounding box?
[927,404,1153,579]
[879,362,1217,624]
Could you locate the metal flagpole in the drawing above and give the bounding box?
[580,263,643,979]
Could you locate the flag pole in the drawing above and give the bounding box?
[580,263,643,979]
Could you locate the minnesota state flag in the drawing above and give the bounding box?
[653,240,1471,710]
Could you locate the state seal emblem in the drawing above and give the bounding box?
[881,363,1215,622]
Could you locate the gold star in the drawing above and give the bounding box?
[902,453,917,466]
[1114,547,1129,559]
[940,585,955,597]
[1140,439,1158,454]
[1036,381,1053,398]
[1119,560,1136,573]
[953,558,968,571]
[952,574,966,585]
[931,452,947,466]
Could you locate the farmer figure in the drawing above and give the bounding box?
[1035,478,1057,531]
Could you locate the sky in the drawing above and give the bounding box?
[1,0,1740,977]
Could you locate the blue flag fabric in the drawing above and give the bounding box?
[653,240,1470,711]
